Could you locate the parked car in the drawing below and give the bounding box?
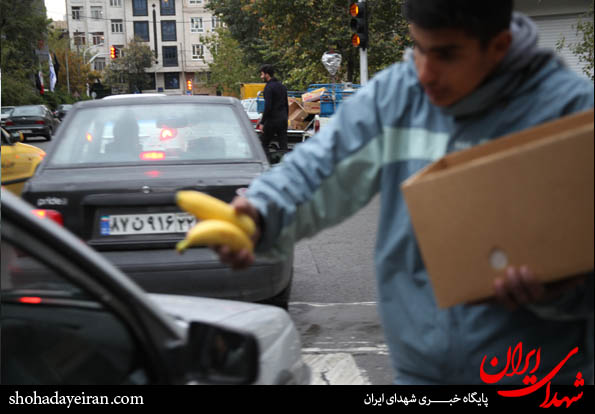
[1,188,310,385]
[1,127,46,195]
[21,95,294,309]
[1,106,15,127]
[4,105,58,141]
[241,98,261,128]
[56,104,73,121]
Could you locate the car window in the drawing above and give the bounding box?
[1,107,14,115]
[48,103,255,166]
[11,106,44,116]
[1,238,149,385]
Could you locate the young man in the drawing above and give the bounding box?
[218,1,594,384]
[258,64,289,156]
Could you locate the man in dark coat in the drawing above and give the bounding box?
[258,64,288,156]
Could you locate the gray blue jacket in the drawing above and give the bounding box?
[246,13,594,384]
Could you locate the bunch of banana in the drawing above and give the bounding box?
[176,190,255,253]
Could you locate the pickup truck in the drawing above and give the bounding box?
[256,83,360,162]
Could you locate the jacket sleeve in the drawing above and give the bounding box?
[245,73,392,260]
[261,83,271,125]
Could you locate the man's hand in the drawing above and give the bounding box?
[214,196,261,270]
[492,266,586,310]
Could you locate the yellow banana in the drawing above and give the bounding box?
[177,219,254,253]
[176,190,255,237]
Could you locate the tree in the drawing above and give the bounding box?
[557,4,594,81]
[207,0,411,90]
[201,27,261,97]
[0,0,51,105]
[103,37,154,94]
[46,26,95,100]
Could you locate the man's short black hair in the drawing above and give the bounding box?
[260,64,275,77]
[404,0,514,46]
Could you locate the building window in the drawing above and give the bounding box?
[163,46,178,67]
[161,21,176,41]
[196,71,210,83]
[90,6,103,20]
[133,0,148,16]
[191,44,204,60]
[189,0,202,4]
[92,32,105,45]
[160,0,175,16]
[190,17,203,33]
[134,21,150,42]
[71,6,81,20]
[211,16,221,30]
[111,19,123,33]
[164,72,180,89]
[73,32,86,46]
[94,58,106,71]
[110,0,122,6]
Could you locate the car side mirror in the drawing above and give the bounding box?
[185,321,259,384]
[9,131,23,143]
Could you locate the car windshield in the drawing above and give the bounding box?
[48,103,255,166]
[11,106,44,116]
[11,106,43,116]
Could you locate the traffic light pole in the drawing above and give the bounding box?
[360,48,368,85]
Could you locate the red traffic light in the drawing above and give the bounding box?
[349,3,359,17]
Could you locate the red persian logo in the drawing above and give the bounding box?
[480,342,584,408]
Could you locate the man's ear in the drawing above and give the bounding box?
[490,30,512,62]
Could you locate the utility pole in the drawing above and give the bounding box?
[359,0,368,85]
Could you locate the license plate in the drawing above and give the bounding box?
[20,130,32,133]
[100,212,196,236]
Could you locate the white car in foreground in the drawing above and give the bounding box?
[1,189,310,385]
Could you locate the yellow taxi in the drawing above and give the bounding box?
[1,127,45,195]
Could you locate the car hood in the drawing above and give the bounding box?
[149,293,309,385]
[16,142,46,155]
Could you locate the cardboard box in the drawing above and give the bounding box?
[302,87,327,102]
[401,109,594,308]
[289,120,310,130]
[288,101,309,122]
[303,101,321,114]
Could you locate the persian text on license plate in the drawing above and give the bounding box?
[100,212,196,236]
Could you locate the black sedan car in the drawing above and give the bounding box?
[21,96,293,308]
[4,104,58,141]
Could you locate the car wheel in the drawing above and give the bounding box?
[259,269,293,310]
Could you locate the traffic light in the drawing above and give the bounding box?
[349,2,368,49]
[110,46,119,59]
[186,79,192,91]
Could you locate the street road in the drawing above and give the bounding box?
[28,136,393,385]
[290,195,393,385]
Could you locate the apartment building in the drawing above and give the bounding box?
[66,0,219,95]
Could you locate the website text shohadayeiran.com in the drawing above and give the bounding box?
[8,391,144,408]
